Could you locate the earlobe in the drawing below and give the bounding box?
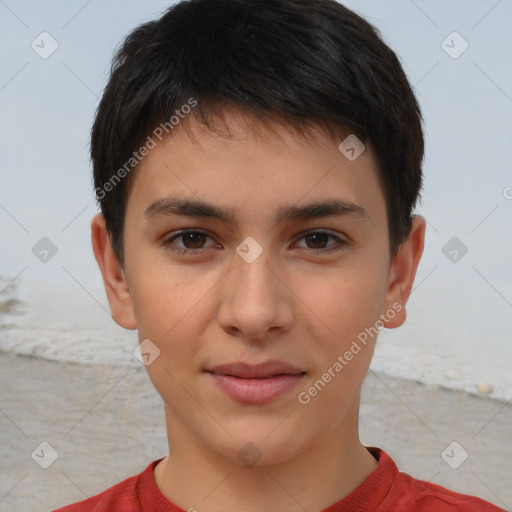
[382,215,426,329]
[90,213,137,330]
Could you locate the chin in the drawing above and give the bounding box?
[206,424,308,468]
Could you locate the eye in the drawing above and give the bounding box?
[294,231,347,254]
[162,230,218,255]
[162,229,347,256]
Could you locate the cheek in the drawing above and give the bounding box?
[297,266,387,411]
[128,260,210,339]
[295,279,380,416]
[129,270,207,404]
[297,269,386,351]
[127,264,217,392]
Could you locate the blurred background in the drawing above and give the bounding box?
[0,0,511,510]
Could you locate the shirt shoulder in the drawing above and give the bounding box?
[52,462,155,512]
[386,465,506,511]
[324,448,505,512]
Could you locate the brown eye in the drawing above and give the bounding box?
[294,231,347,254]
[163,230,217,254]
[304,233,330,249]
[179,232,207,249]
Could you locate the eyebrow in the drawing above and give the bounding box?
[144,196,368,224]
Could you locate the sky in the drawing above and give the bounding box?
[0,0,511,397]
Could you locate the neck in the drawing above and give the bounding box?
[154,395,378,512]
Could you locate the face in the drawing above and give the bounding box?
[94,109,423,467]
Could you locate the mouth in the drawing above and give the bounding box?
[206,360,306,379]
[205,361,306,404]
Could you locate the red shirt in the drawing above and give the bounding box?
[54,448,505,511]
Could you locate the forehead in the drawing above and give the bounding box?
[176,106,340,145]
[125,107,384,222]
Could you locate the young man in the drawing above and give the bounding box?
[55,0,505,510]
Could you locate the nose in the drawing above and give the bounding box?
[216,245,294,343]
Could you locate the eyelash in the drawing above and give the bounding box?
[162,230,347,256]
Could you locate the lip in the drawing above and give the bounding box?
[205,361,306,404]
[207,360,304,379]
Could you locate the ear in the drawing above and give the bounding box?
[90,213,137,330]
[381,215,426,329]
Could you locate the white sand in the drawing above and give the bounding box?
[0,352,509,511]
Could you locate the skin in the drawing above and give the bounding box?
[91,108,425,512]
